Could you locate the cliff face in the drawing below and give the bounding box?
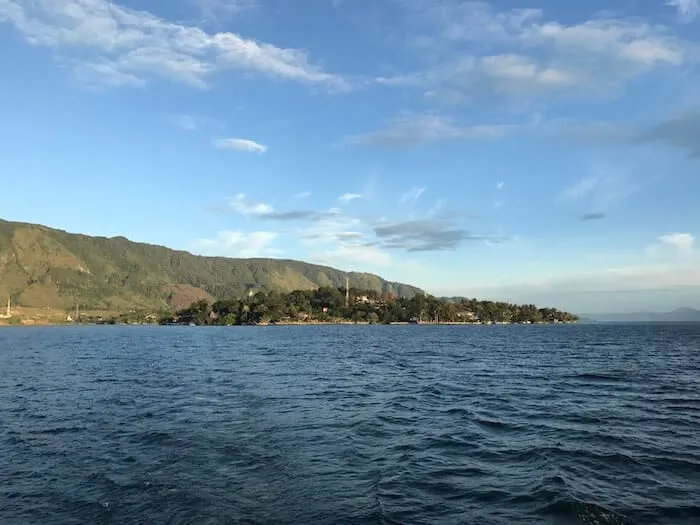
[0,219,423,311]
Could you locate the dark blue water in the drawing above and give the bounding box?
[1,324,699,525]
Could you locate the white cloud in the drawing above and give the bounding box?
[0,0,347,90]
[525,20,683,67]
[384,2,690,102]
[193,230,281,258]
[214,138,267,153]
[293,191,311,199]
[668,0,699,22]
[660,232,695,254]
[647,232,696,256]
[338,193,362,202]
[345,114,511,148]
[400,186,426,204]
[228,193,275,216]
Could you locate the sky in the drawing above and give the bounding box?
[1,0,699,313]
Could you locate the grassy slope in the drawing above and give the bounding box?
[0,219,422,311]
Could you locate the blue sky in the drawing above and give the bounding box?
[1,0,699,313]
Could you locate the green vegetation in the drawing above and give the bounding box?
[164,287,578,326]
[0,218,578,326]
[0,218,421,311]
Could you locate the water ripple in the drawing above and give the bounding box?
[1,323,699,524]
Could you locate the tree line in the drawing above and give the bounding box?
[161,286,578,326]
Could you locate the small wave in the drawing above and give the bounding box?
[29,426,86,435]
[541,498,636,524]
[566,372,626,382]
[472,417,526,435]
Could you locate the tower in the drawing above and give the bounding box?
[345,277,350,307]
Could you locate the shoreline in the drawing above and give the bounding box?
[1,319,577,328]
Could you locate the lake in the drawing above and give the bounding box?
[1,324,698,524]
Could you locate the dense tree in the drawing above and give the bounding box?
[162,288,578,326]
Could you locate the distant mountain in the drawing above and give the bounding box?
[582,308,700,323]
[0,218,423,311]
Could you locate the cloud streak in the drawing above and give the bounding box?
[400,186,426,204]
[338,193,362,202]
[220,192,505,253]
[214,138,267,153]
[0,0,347,90]
[224,194,319,221]
[638,112,700,158]
[345,114,510,148]
[373,219,506,252]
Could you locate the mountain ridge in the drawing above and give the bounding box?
[0,218,423,311]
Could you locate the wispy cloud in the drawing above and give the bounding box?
[192,0,258,24]
[382,2,690,103]
[193,230,281,258]
[224,194,317,221]
[214,138,267,154]
[400,186,426,204]
[302,218,362,243]
[550,121,635,145]
[338,193,362,202]
[374,219,506,252]
[293,191,312,199]
[428,199,445,216]
[216,191,506,257]
[0,0,347,90]
[559,167,641,210]
[228,193,274,216]
[667,0,699,22]
[496,181,504,190]
[561,177,599,201]
[74,60,146,88]
[344,114,510,148]
[171,114,199,131]
[638,112,700,158]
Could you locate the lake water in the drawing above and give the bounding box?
[1,324,699,525]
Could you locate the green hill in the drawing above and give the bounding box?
[0,218,423,311]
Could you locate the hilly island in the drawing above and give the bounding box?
[0,218,576,326]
